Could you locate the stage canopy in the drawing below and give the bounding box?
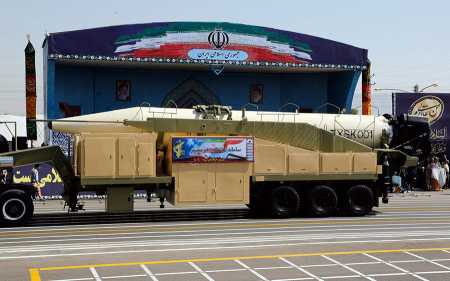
[44,22,368,71]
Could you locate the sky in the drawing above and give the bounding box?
[0,0,449,116]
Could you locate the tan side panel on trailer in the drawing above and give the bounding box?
[83,137,116,177]
[255,144,286,174]
[353,153,377,173]
[288,153,320,174]
[215,163,250,203]
[118,138,136,177]
[137,142,155,177]
[173,163,210,203]
[320,153,353,173]
[171,162,250,205]
[77,132,157,178]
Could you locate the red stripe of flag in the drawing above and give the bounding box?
[122,43,307,63]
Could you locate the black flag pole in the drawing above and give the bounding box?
[25,34,37,145]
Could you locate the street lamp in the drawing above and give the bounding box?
[373,88,410,93]
[417,83,439,93]
[374,82,439,93]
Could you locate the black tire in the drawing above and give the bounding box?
[0,134,8,153]
[307,185,338,216]
[270,186,300,218]
[344,185,374,216]
[0,190,34,226]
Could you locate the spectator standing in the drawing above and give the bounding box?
[31,164,42,199]
[444,160,449,189]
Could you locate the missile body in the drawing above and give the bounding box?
[51,106,392,148]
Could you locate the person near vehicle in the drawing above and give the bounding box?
[0,169,8,184]
[31,164,43,199]
[444,159,449,189]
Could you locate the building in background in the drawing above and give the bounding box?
[43,21,369,143]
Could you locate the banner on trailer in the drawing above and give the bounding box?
[172,136,254,163]
[393,93,450,160]
[12,163,63,196]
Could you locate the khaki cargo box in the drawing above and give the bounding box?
[77,132,157,178]
[288,152,320,174]
[254,144,286,174]
[170,162,251,205]
[353,152,377,173]
[320,153,353,173]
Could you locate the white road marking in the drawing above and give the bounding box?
[272,277,314,281]
[5,237,450,260]
[235,259,269,280]
[279,257,323,281]
[4,229,450,255]
[205,268,246,273]
[189,262,215,281]
[50,278,94,281]
[5,224,450,245]
[141,264,159,281]
[368,272,408,277]
[43,256,450,281]
[302,264,338,268]
[6,212,450,233]
[406,251,450,270]
[89,268,102,281]
[431,258,450,262]
[102,274,146,279]
[155,271,197,276]
[322,255,376,281]
[0,216,370,232]
[344,261,381,266]
[390,259,423,263]
[253,266,291,270]
[416,270,450,274]
[363,253,429,281]
[321,275,360,279]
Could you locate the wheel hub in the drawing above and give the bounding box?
[2,198,26,221]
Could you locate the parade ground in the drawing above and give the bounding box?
[0,191,449,281]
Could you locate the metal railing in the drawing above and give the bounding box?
[0,121,18,150]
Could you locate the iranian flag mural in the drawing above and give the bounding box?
[45,22,368,67]
[114,27,313,64]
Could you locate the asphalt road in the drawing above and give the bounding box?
[2,191,450,281]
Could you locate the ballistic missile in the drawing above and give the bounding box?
[51,106,392,148]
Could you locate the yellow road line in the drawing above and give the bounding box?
[8,217,450,238]
[28,268,41,281]
[35,247,450,272]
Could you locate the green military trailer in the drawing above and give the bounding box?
[0,106,428,226]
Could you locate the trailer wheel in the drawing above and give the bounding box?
[307,185,338,216]
[0,190,34,226]
[270,186,300,218]
[344,185,373,216]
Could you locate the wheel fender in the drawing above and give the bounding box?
[0,188,27,200]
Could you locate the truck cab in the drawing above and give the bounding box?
[0,157,35,225]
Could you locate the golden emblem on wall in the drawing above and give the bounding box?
[408,96,444,125]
